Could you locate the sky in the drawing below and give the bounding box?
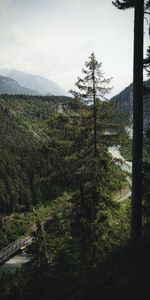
[0,0,149,97]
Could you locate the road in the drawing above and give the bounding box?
[117,189,131,202]
[109,146,132,202]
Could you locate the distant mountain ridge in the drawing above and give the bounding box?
[0,75,40,95]
[0,69,68,96]
[111,79,150,131]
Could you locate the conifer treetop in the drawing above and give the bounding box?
[112,0,150,11]
[112,0,135,10]
[70,52,112,103]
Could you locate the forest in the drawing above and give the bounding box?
[0,1,150,300]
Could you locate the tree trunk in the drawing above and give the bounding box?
[93,69,97,159]
[131,0,144,243]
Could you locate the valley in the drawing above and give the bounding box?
[0,58,149,300]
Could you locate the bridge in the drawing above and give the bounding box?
[0,236,32,267]
[0,215,51,267]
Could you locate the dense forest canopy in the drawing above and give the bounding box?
[0,94,73,214]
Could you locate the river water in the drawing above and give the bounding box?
[0,252,30,276]
[109,146,132,174]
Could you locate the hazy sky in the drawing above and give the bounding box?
[0,0,149,96]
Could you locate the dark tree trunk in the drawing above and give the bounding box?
[92,69,97,221]
[93,69,97,159]
[131,0,144,243]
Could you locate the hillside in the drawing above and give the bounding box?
[0,94,72,215]
[0,69,68,96]
[0,76,39,96]
[111,79,150,131]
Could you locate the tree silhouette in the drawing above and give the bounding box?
[113,0,144,243]
[112,0,135,9]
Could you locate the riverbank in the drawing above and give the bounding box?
[0,252,30,277]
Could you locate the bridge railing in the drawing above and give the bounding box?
[0,236,32,266]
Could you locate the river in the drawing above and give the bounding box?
[0,252,30,276]
[109,146,132,174]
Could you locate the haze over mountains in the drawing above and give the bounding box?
[0,75,40,96]
[0,69,68,96]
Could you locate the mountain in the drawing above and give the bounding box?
[111,83,133,113]
[0,69,68,96]
[111,79,150,131]
[0,75,40,95]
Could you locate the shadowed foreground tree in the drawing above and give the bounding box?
[131,0,144,243]
[112,0,144,243]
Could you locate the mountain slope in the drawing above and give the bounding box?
[0,75,40,95]
[0,69,68,96]
[0,94,72,214]
[111,79,150,130]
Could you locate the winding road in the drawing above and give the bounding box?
[109,146,132,202]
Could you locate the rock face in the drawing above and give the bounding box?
[111,80,150,131]
[0,69,68,96]
[0,75,39,95]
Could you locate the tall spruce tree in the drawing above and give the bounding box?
[47,54,127,266]
[70,52,112,163]
[70,53,112,223]
[69,54,126,264]
[112,0,144,243]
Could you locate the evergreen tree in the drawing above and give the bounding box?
[69,54,126,264]
[70,52,112,160]
[31,220,49,268]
